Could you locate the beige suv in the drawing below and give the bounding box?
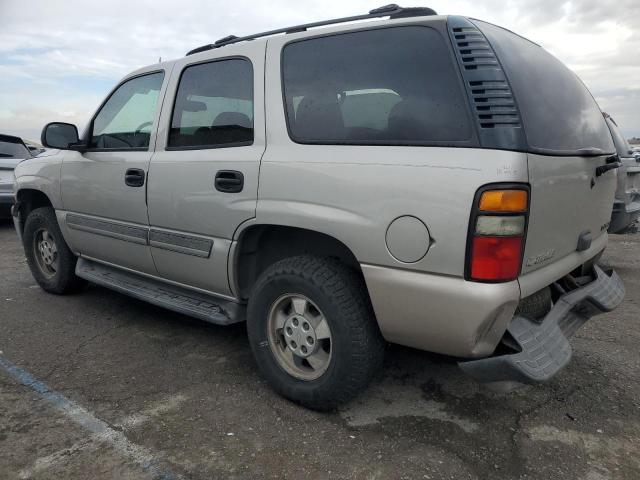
[12,5,625,409]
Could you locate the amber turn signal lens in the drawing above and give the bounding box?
[479,190,528,212]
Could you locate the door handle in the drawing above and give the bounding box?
[215,170,244,193]
[125,168,145,187]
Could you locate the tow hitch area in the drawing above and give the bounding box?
[459,265,625,384]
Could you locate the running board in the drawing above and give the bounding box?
[75,258,244,325]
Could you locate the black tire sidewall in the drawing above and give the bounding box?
[247,260,380,408]
[23,207,80,294]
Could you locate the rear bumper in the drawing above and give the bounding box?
[361,264,521,358]
[459,265,624,383]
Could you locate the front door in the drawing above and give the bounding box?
[148,43,266,296]
[60,69,168,274]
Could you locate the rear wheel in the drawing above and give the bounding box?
[23,207,86,294]
[515,286,552,321]
[247,255,385,410]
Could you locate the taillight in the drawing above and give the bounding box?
[467,186,529,282]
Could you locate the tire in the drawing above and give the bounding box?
[23,207,86,294]
[515,286,552,321]
[247,255,385,410]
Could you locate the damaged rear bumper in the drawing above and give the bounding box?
[459,265,625,384]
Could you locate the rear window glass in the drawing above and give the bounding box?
[475,20,614,155]
[0,140,30,158]
[282,26,473,145]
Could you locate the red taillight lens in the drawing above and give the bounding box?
[470,236,523,281]
[467,186,529,282]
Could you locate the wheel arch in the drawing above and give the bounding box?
[232,224,364,299]
[14,188,54,235]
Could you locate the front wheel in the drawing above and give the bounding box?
[23,207,86,294]
[247,255,385,410]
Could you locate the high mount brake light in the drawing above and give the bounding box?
[467,186,529,282]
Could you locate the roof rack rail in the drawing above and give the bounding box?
[186,4,437,55]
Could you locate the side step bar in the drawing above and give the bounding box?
[76,258,244,325]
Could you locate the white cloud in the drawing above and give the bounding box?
[0,0,638,139]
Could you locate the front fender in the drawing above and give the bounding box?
[14,152,64,209]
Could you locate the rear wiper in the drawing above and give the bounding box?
[595,154,622,177]
[575,147,604,156]
[0,153,14,158]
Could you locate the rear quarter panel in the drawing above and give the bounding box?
[260,30,529,277]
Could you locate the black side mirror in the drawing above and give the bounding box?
[41,122,81,150]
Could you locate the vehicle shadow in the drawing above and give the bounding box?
[0,218,15,229]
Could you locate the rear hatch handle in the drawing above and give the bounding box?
[595,154,622,177]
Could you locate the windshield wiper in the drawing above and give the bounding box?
[595,154,622,177]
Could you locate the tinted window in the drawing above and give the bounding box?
[169,59,253,149]
[0,140,30,158]
[282,27,473,145]
[476,21,614,155]
[91,72,164,150]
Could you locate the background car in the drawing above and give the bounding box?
[23,140,46,156]
[0,134,32,219]
[602,113,640,233]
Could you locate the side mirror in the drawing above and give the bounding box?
[41,122,81,150]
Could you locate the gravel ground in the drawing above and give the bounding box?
[0,219,638,479]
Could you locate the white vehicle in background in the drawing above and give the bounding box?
[0,134,32,219]
[23,141,46,157]
[602,113,640,232]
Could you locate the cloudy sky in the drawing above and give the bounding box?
[0,0,638,141]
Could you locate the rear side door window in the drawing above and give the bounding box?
[168,58,253,149]
[281,26,474,146]
[91,72,164,150]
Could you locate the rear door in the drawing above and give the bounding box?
[147,42,265,296]
[474,20,618,273]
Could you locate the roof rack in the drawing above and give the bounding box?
[186,4,437,55]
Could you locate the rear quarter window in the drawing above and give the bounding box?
[474,20,614,156]
[281,26,475,146]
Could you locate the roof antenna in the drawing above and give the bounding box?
[158,57,162,63]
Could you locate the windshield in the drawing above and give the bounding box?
[0,140,31,158]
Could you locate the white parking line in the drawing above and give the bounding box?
[0,354,180,480]
[117,394,188,429]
